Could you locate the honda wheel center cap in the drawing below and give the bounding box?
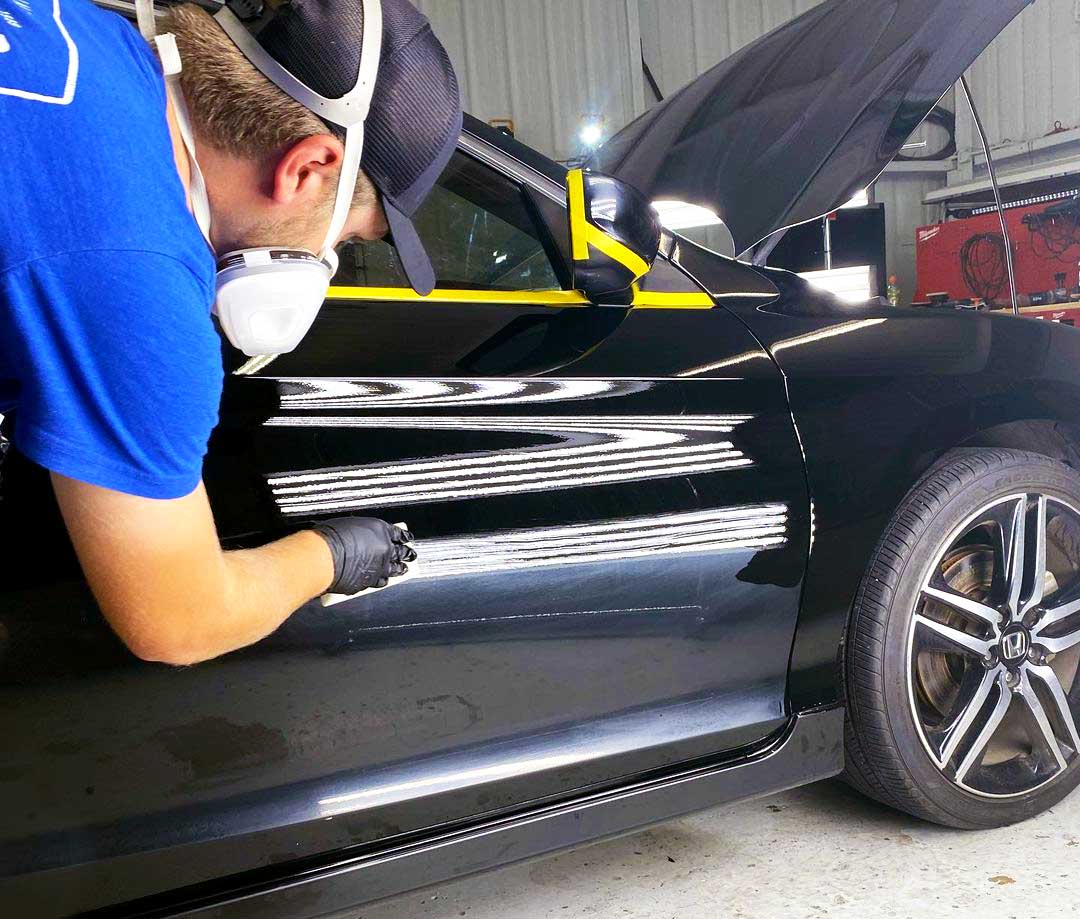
[1000,627,1031,665]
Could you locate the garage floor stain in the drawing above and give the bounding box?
[343,778,1080,919]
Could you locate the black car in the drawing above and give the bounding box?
[4,0,1075,916]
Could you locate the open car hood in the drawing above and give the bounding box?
[591,0,1033,256]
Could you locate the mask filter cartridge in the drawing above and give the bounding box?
[212,248,339,357]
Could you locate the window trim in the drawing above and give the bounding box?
[458,131,566,204]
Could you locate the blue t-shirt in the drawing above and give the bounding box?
[0,0,221,499]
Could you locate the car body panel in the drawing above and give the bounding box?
[594,0,1033,254]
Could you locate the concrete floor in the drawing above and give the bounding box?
[352,778,1080,919]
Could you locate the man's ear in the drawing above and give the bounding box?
[271,134,344,206]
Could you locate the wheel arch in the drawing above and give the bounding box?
[959,418,1080,469]
[789,402,1080,713]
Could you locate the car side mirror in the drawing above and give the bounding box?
[566,169,662,302]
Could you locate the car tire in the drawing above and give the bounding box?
[843,448,1080,828]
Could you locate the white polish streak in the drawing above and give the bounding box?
[266,415,755,513]
[275,378,639,410]
[326,505,789,579]
[276,457,753,514]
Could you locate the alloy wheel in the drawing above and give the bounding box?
[907,492,1080,798]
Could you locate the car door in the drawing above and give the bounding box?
[0,136,808,915]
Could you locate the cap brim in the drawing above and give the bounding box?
[385,201,436,296]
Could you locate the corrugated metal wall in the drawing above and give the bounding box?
[953,0,1080,195]
[967,0,1080,150]
[416,0,644,162]
[423,0,1080,300]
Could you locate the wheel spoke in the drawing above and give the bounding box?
[913,614,994,658]
[921,585,1000,631]
[1018,669,1069,772]
[1006,496,1027,619]
[985,502,1014,602]
[937,665,1000,768]
[1021,496,1048,616]
[1035,627,1080,655]
[1035,593,1080,635]
[954,670,1013,784]
[1027,663,1080,754]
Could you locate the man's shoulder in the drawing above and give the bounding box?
[0,0,209,280]
[0,0,152,105]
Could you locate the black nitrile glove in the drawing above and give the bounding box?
[311,518,416,595]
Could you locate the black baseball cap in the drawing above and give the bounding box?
[216,0,462,295]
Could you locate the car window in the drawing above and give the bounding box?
[333,151,564,292]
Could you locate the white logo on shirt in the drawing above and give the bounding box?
[0,0,79,105]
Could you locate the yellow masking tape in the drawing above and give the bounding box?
[566,168,652,279]
[585,224,651,279]
[631,291,716,309]
[327,286,590,305]
[326,284,714,310]
[566,168,590,262]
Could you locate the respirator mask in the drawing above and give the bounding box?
[136,0,383,358]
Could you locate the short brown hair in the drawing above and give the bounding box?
[165,3,376,208]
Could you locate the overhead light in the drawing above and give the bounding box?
[651,200,723,231]
[799,265,874,304]
[841,188,870,208]
[578,117,604,148]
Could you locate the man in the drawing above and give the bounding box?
[0,0,461,664]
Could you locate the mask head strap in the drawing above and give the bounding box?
[214,1,384,259]
[135,0,212,240]
[134,0,155,41]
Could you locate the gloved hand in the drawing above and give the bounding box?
[311,518,417,596]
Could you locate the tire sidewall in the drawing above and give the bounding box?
[880,457,1080,827]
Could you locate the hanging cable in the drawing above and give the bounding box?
[959,76,1018,315]
[960,233,1008,304]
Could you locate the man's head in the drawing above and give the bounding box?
[167,4,381,255]
[166,0,461,291]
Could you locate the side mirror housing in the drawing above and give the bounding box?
[567,169,662,301]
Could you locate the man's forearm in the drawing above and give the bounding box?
[215,530,335,655]
[124,530,335,666]
[52,474,410,666]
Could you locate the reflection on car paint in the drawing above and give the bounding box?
[678,318,890,377]
[676,350,772,377]
[394,504,788,578]
[275,377,652,409]
[329,604,703,641]
[266,415,754,515]
[317,752,582,816]
[311,682,781,819]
